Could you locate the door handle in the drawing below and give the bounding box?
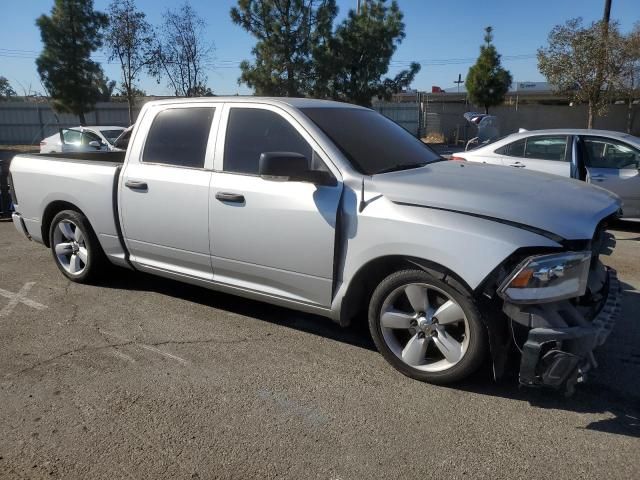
[125,180,148,190]
[509,162,526,168]
[215,192,245,203]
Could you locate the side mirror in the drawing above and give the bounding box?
[88,140,102,149]
[259,152,335,186]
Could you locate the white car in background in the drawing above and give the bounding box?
[452,129,640,219]
[39,126,126,153]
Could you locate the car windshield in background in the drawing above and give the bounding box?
[302,108,441,175]
[101,129,125,145]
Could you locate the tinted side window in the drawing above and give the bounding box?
[583,136,640,169]
[224,108,312,174]
[496,139,525,157]
[142,107,214,168]
[81,131,102,146]
[114,129,131,150]
[62,129,81,145]
[524,136,568,161]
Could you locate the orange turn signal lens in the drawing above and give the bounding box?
[509,269,533,288]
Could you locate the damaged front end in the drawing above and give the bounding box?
[500,229,622,395]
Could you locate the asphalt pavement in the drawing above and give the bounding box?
[0,220,639,479]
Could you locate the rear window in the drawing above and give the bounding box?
[100,129,125,145]
[142,107,214,168]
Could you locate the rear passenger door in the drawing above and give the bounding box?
[209,104,342,307]
[493,138,526,166]
[119,105,220,280]
[518,135,571,177]
[582,136,640,218]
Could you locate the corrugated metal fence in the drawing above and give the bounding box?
[372,102,420,136]
[1,100,421,145]
[0,102,138,144]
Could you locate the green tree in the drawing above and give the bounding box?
[465,27,512,114]
[0,76,17,100]
[313,0,416,107]
[230,0,337,96]
[94,71,116,102]
[36,0,108,125]
[377,62,421,100]
[112,86,146,102]
[538,18,625,128]
[105,0,154,123]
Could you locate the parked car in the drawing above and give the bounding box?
[452,129,640,219]
[111,125,133,151]
[9,98,622,393]
[39,126,127,153]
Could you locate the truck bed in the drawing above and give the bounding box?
[9,152,127,265]
[33,151,126,164]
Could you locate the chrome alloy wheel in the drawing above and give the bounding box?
[379,283,470,372]
[52,220,88,275]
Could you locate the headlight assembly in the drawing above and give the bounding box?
[498,251,592,304]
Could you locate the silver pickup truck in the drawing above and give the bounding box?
[9,98,623,392]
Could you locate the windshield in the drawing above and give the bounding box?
[100,129,126,145]
[301,108,441,175]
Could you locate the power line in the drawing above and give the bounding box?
[0,49,537,68]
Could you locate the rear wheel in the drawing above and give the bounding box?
[368,269,487,384]
[49,210,105,283]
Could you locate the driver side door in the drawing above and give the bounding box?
[209,104,343,307]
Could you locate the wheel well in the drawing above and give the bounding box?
[41,201,87,247]
[339,255,471,328]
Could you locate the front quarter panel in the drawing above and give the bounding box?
[332,191,561,316]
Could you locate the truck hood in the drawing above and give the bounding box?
[372,161,621,241]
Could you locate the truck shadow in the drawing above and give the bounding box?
[99,270,640,439]
[612,219,640,237]
[99,269,377,352]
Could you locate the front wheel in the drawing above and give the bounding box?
[368,269,487,384]
[49,210,105,283]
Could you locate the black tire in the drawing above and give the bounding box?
[368,268,487,384]
[49,209,106,284]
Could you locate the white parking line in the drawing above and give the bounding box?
[0,282,48,317]
[110,348,137,364]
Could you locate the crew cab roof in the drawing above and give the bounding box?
[142,97,367,110]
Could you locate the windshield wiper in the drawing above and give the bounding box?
[374,162,429,174]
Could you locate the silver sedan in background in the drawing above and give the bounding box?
[452,129,640,219]
[39,125,126,153]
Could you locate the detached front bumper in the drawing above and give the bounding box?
[504,267,621,394]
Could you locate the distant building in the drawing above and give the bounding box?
[513,81,551,93]
[376,81,558,104]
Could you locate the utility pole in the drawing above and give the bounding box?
[454,74,464,94]
[603,0,612,24]
[357,0,361,13]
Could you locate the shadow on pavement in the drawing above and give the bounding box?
[99,269,376,352]
[98,268,640,438]
[451,282,640,439]
[612,219,640,237]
